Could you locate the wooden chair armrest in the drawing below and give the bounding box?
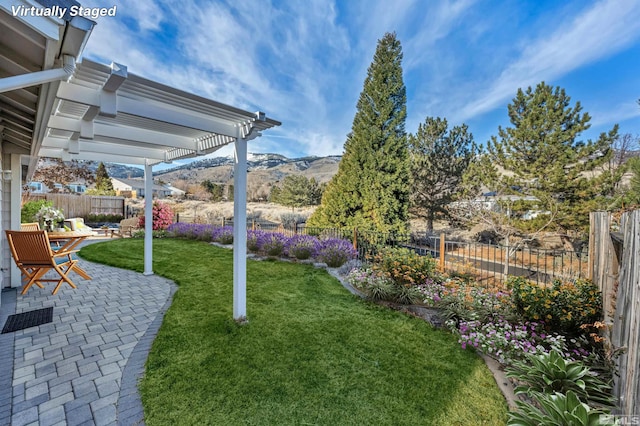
[52,249,79,259]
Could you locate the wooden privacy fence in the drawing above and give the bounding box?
[26,193,125,218]
[590,210,640,416]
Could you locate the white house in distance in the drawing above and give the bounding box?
[27,180,87,193]
[111,177,174,199]
[0,0,280,322]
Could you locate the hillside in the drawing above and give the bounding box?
[154,153,341,186]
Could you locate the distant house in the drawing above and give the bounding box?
[111,178,172,199]
[28,182,45,193]
[165,185,186,198]
[67,183,87,193]
[450,193,547,220]
[27,181,87,194]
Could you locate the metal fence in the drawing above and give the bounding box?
[181,219,588,286]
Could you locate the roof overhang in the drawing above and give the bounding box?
[0,0,95,179]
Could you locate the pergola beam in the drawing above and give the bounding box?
[41,136,168,159]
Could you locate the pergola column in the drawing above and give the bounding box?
[144,162,153,275]
[233,136,248,321]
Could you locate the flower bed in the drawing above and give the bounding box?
[166,223,356,267]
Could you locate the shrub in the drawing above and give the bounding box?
[371,247,436,287]
[21,200,52,223]
[84,213,124,223]
[247,230,266,252]
[347,267,425,304]
[347,268,393,301]
[506,350,614,407]
[259,232,287,256]
[507,391,611,426]
[416,278,446,306]
[138,201,174,231]
[436,280,513,324]
[316,238,357,267]
[280,213,307,229]
[393,285,423,305]
[212,226,234,244]
[167,223,215,241]
[508,277,602,335]
[285,235,319,260]
[456,318,571,365]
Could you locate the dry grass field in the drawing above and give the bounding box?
[128,199,317,224]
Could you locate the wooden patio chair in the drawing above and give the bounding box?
[20,222,41,231]
[5,230,79,295]
[110,217,140,238]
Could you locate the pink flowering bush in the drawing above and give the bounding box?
[138,201,174,231]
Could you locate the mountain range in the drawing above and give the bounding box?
[151,153,342,186]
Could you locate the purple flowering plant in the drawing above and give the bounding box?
[316,238,357,267]
[166,223,218,241]
[346,267,381,290]
[416,278,446,306]
[456,318,576,365]
[285,235,320,260]
[246,229,267,252]
[212,226,234,244]
[259,232,287,256]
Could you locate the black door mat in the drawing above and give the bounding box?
[2,307,53,334]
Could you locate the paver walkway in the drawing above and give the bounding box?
[0,247,176,426]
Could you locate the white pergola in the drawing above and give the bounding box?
[0,2,280,320]
[44,60,280,320]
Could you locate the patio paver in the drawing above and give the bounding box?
[0,243,176,426]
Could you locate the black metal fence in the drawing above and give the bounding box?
[183,219,589,286]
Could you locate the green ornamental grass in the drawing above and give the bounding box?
[80,239,507,425]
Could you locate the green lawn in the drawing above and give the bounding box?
[80,239,507,425]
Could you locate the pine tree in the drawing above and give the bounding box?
[409,117,476,231]
[89,162,115,195]
[307,32,409,233]
[624,157,640,206]
[278,175,313,210]
[487,82,619,243]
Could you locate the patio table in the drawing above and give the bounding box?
[47,230,93,280]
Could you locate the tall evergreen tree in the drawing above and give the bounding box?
[487,82,619,243]
[624,157,640,206]
[96,162,114,191]
[409,117,476,231]
[86,162,115,195]
[307,32,409,233]
[278,175,314,210]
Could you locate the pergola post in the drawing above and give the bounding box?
[143,162,153,275]
[233,136,248,321]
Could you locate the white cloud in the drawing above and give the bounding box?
[459,0,640,121]
[590,101,640,128]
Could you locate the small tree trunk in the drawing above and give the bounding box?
[426,212,434,232]
[559,232,575,252]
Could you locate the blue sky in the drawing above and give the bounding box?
[81,0,640,167]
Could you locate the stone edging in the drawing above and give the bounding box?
[116,279,178,425]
